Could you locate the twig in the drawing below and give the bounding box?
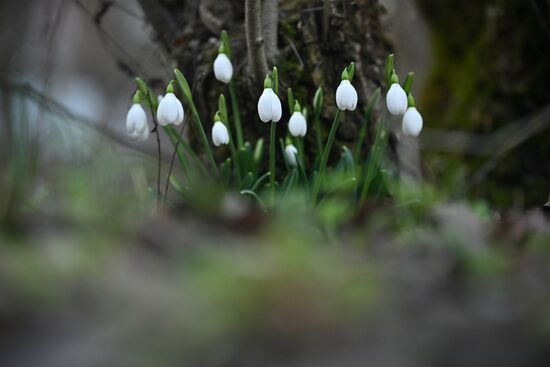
[262,0,279,62]
[245,0,269,83]
[145,93,162,208]
[2,79,168,160]
[163,112,190,203]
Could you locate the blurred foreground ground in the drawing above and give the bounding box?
[1,152,550,366]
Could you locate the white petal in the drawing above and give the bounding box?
[386,84,408,115]
[270,91,282,122]
[126,103,147,135]
[174,96,185,125]
[285,144,298,167]
[137,125,150,141]
[288,111,307,137]
[336,80,358,111]
[157,93,182,126]
[129,130,140,141]
[402,107,423,137]
[212,121,229,146]
[258,89,273,122]
[213,54,233,84]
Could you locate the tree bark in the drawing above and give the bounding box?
[245,0,270,84]
[138,0,391,168]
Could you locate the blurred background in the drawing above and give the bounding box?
[1,1,550,366]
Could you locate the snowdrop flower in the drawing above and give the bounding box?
[288,102,307,137]
[335,70,357,111]
[386,82,408,115]
[400,93,422,136]
[212,113,230,146]
[213,47,233,84]
[402,107,423,137]
[257,77,282,123]
[157,83,184,126]
[126,93,149,142]
[284,144,298,167]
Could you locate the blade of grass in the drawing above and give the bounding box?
[312,109,342,202]
[354,88,381,161]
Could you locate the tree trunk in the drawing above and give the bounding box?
[138,0,390,168]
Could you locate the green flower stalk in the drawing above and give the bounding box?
[257,71,282,203]
[173,68,217,172]
[313,63,357,201]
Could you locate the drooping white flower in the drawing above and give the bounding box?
[126,103,149,141]
[212,121,230,147]
[402,107,423,137]
[386,83,408,115]
[157,92,184,126]
[213,53,233,84]
[257,80,282,123]
[336,79,358,111]
[288,111,307,137]
[284,144,298,167]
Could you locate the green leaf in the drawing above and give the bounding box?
[218,94,228,123]
[283,169,299,197]
[135,78,149,98]
[347,62,355,82]
[163,125,188,172]
[403,72,415,95]
[220,30,232,59]
[313,87,323,114]
[272,66,279,95]
[251,172,270,192]
[385,54,395,87]
[340,146,356,174]
[220,158,232,184]
[240,190,267,211]
[169,174,187,196]
[287,88,295,114]
[238,143,256,177]
[354,87,381,161]
[253,138,264,165]
[173,68,193,103]
[134,78,158,110]
[240,171,254,190]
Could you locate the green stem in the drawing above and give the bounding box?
[357,110,389,208]
[294,137,308,188]
[228,81,244,149]
[312,109,342,201]
[189,104,217,172]
[226,125,241,183]
[269,120,277,204]
[313,109,323,155]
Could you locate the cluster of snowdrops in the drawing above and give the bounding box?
[125,31,423,207]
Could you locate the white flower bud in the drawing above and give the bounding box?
[213,53,233,84]
[402,107,423,137]
[284,144,298,167]
[257,88,282,123]
[212,121,230,146]
[126,103,149,141]
[288,111,307,137]
[335,79,358,111]
[135,123,150,141]
[157,92,184,126]
[386,83,408,115]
